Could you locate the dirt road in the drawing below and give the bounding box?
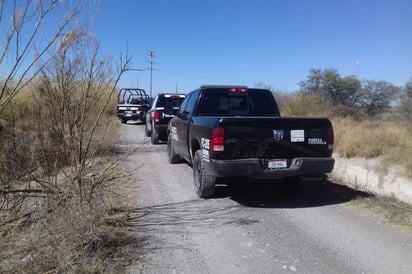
[120,122,412,274]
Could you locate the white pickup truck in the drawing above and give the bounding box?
[116,88,151,124]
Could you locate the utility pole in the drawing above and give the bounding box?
[148,50,154,98]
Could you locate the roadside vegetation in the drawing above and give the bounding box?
[1,1,140,272]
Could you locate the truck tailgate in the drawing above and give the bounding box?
[219,117,333,160]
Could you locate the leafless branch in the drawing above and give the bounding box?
[0,0,82,114]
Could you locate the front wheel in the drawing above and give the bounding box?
[193,150,216,198]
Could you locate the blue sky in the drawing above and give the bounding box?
[92,0,411,94]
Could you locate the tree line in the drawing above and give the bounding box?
[299,68,411,119]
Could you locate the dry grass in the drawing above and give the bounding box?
[0,78,131,272]
[1,205,141,273]
[0,105,138,272]
[333,117,412,176]
[0,161,142,273]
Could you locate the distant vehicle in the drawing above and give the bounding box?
[167,85,335,198]
[116,88,150,124]
[145,93,186,144]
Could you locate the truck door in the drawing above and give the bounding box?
[174,92,198,161]
[173,93,191,159]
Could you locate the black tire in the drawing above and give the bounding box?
[145,121,151,137]
[121,117,127,124]
[140,112,146,122]
[150,123,159,144]
[193,150,216,198]
[167,134,180,164]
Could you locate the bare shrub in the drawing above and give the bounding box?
[2,28,129,194]
[0,1,142,271]
[0,0,85,114]
[0,19,139,272]
[0,173,141,273]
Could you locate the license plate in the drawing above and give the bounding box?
[125,113,132,117]
[267,159,287,169]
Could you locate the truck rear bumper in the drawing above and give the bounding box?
[117,113,143,121]
[204,157,335,180]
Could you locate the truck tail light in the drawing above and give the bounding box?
[211,127,225,152]
[327,126,334,150]
[228,87,247,93]
[153,111,160,123]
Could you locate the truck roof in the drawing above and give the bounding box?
[200,85,248,89]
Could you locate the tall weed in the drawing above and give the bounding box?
[333,117,412,175]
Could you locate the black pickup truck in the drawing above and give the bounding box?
[166,85,335,198]
[145,93,186,144]
[116,88,151,124]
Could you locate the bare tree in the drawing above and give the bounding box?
[0,0,84,114]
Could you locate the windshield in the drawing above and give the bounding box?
[198,89,279,116]
[156,96,185,108]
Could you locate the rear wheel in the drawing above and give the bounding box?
[167,134,180,164]
[150,123,159,144]
[145,121,151,137]
[193,150,216,198]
